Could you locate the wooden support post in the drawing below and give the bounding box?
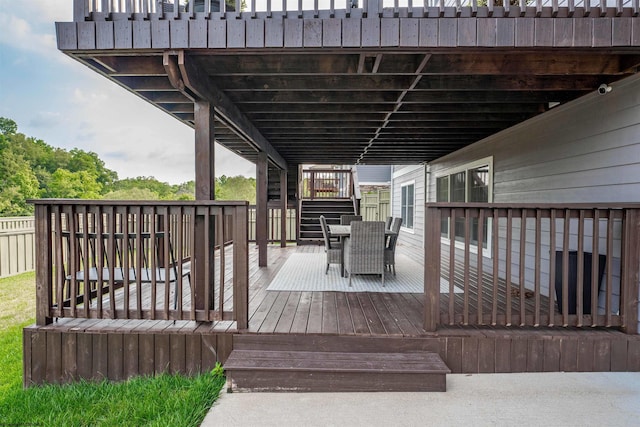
[621,208,640,334]
[256,153,268,267]
[194,101,215,311]
[35,204,53,325]
[280,168,288,248]
[73,0,88,21]
[424,206,441,332]
[234,205,249,329]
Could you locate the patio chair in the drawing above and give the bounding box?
[384,216,393,230]
[343,221,385,286]
[319,215,341,274]
[340,214,362,225]
[385,217,403,275]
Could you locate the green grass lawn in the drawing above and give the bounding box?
[0,272,225,426]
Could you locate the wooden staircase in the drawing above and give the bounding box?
[224,335,451,392]
[298,199,356,244]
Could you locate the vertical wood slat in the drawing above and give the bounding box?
[217,210,226,319]
[491,209,499,325]
[35,205,53,325]
[590,209,600,325]
[202,207,210,321]
[576,209,585,326]
[561,209,571,326]
[54,206,64,319]
[606,210,614,325]
[107,206,117,317]
[149,207,157,320]
[135,206,143,319]
[519,209,526,326]
[476,209,484,324]
[233,205,249,329]
[534,209,541,326]
[463,209,470,325]
[94,205,104,318]
[448,208,456,323]
[548,209,556,326]
[424,206,441,331]
[163,208,171,319]
[621,208,640,334]
[505,209,513,326]
[68,206,78,319]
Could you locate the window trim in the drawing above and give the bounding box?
[435,156,494,257]
[400,180,415,232]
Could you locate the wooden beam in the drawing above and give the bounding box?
[194,101,215,200]
[280,169,288,248]
[256,153,268,267]
[170,51,287,171]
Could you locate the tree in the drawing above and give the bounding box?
[68,149,118,192]
[0,147,39,216]
[0,117,17,135]
[47,169,102,199]
[215,175,256,203]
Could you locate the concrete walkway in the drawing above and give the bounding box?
[201,372,640,427]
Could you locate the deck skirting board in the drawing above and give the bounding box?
[23,324,640,386]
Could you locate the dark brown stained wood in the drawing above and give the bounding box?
[31,331,47,385]
[362,18,381,47]
[510,337,528,372]
[93,332,109,380]
[633,18,640,46]
[227,19,246,48]
[477,17,495,46]
[358,293,387,335]
[321,292,339,334]
[478,338,495,373]
[593,339,612,371]
[45,331,62,383]
[543,338,561,372]
[494,337,512,372]
[62,332,78,382]
[560,336,579,371]
[155,333,171,374]
[496,18,515,46]
[461,336,479,373]
[247,19,265,48]
[107,333,124,381]
[258,291,290,333]
[347,292,370,334]
[621,209,640,334]
[610,339,628,371]
[458,17,477,46]
[138,332,156,376]
[256,153,268,267]
[554,18,573,46]
[577,337,595,372]
[367,293,403,336]
[168,331,186,374]
[201,334,218,371]
[23,330,33,387]
[628,339,640,371]
[307,292,324,334]
[185,333,202,375]
[96,21,114,49]
[123,331,139,379]
[77,332,93,380]
[336,291,356,335]
[217,333,234,364]
[400,18,419,46]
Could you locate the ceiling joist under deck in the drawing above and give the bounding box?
[71,48,640,167]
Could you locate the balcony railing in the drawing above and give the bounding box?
[424,203,640,334]
[302,169,354,199]
[72,0,638,21]
[32,200,249,327]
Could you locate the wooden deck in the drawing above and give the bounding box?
[23,243,640,386]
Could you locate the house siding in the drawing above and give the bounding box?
[427,73,640,332]
[392,165,425,263]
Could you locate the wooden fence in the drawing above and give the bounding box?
[0,217,35,279]
[33,200,249,327]
[424,203,640,334]
[248,205,297,242]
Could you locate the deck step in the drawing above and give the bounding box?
[224,350,450,392]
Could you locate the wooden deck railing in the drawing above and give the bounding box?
[302,169,353,200]
[424,203,640,334]
[32,200,249,327]
[248,205,297,243]
[72,0,639,21]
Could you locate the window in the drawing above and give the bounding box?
[401,182,414,230]
[436,158,493,251]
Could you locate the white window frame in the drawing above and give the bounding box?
[400,180,415,232]
[435,156,494,257]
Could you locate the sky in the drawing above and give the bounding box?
[0,0,256,185]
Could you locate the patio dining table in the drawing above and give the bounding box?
[328,224,397,277]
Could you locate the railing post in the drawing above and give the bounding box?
[233,204,249,329]
[424,205,441,331]
[621,208,640,334]
[73,0,89,21]
[34,204,53,325]
[280,168,288,248]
